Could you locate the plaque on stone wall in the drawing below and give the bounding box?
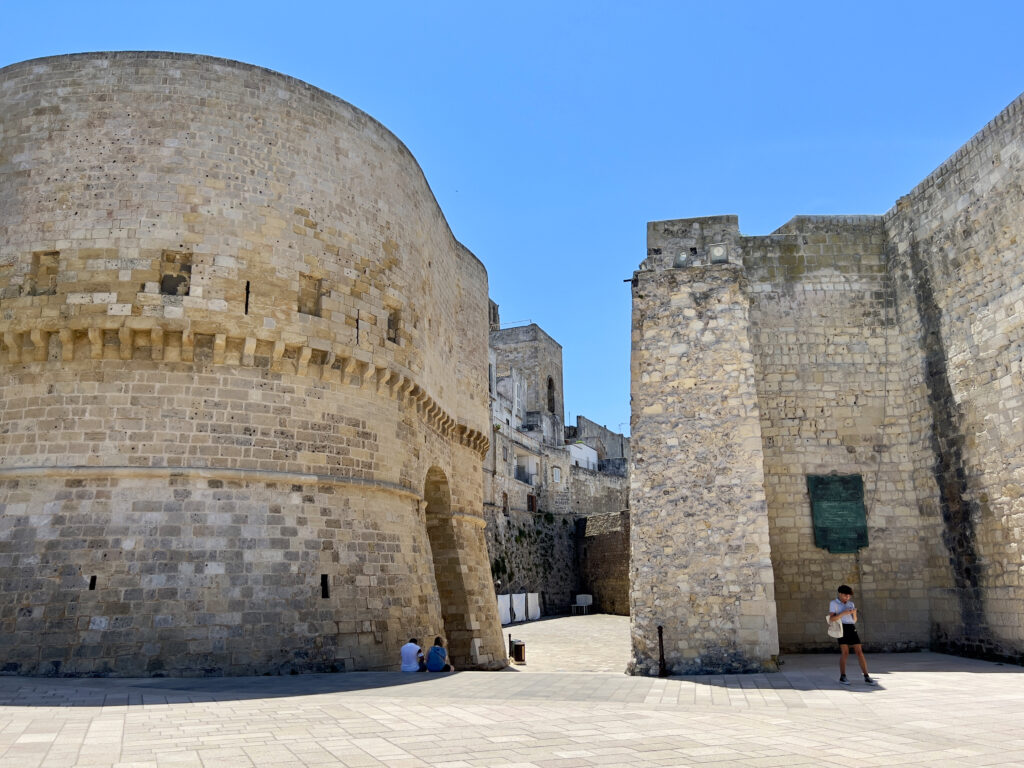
[806,474,868,553]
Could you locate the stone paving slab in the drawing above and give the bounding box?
[0,616,1022,766]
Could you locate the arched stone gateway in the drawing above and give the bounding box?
[0,52,505,675]
[424,466,475,666]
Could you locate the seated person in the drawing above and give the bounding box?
[400,638,425,672]
[425,636,454,672]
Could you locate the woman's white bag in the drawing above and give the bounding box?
[826,616,844,638]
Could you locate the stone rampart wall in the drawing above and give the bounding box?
[0,52,504,675]
[482,504,576,614]
[884,92,1024,660]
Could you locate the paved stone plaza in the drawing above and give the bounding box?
[1,615,1023,767]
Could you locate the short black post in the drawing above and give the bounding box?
[657,625,668,677]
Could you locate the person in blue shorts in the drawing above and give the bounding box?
[829,585,877,686]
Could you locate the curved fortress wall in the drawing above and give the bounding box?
[0,52,505,675]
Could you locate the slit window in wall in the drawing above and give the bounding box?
[386,310,400,343]
[502,492,509,518]
[29,251,60,296]
[320,574,330,599]
[547,377,555,413]
[88,575,97,591]
[244,281,250,314]
[160,250,192,296]
[298,273,323,317]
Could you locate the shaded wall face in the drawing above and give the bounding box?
[0,367,447,675]
[742,221,933,651]
[884,100,1024,660]
[577,510,630,615]
[0,53,503,675]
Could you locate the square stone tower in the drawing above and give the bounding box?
[629,216,780,675]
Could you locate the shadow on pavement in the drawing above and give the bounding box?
[0,669,471,708]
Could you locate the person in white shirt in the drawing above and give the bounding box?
[400,638,425,672]
[828,584,877,686]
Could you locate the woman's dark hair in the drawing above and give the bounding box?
[433,636,443,646]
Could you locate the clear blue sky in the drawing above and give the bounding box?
[3,1,1024,436]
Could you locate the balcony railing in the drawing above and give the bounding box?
[514,466,535,485]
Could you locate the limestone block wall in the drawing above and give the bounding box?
[884,92,1024,660]
[629,260,779,674]
[0,52,505,675]
[567,464,628,519]
[577,509,630,615]
[742,217,932,651]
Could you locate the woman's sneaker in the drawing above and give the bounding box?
[839,675,850,685]
[864,675,877,685]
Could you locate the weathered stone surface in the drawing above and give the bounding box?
[0,52,504,675]
[630,261,779,674]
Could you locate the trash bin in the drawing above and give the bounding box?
[511,640,526,664]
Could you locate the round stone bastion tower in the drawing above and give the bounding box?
[0,52,505,676]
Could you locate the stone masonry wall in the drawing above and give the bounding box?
[629,259,779,674]
[631,91,1024,667]
[884,93,1024,661]
[578,509,630,615]
[567,464,628,519]
[0,52,505,675]
[482,504,577,615]
[743,217,932,651]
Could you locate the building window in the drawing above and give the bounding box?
[386,310,400,343]
[160,250,192,296]
[298,273,322,316]
[502,446,508,461]
[527,494,538,513]
[547,376,555,414]
[553,467,561,484]
[502,492,509,518]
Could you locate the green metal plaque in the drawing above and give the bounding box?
[806,474,868,553]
